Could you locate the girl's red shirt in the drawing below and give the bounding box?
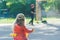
[14,24,33,40]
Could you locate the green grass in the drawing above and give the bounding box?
[0,18,37,24]
[0,18,15,24]
[0,17,60,24]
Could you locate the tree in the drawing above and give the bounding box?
[9,2,25,18]
[54,0,60,12]
[0,0,35,17]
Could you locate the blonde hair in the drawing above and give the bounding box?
[15,13,25,26]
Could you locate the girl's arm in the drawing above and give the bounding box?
[24,26,34,33]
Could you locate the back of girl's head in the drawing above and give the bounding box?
[15,13,25,26]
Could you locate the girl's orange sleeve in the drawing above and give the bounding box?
[23,26,33,33]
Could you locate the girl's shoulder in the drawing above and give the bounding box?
[14,24,20,28]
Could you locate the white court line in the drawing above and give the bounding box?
[0,37,12,39]
[0,29,12,31]
[0,24,12,26]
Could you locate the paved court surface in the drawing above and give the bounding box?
[0,19,60,40]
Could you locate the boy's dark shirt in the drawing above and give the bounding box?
[31,8,35,15]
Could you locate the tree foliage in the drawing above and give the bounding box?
[9,2,25,18]
[54,0,60,11]
[45,0,60,11]
[0,0,34,18]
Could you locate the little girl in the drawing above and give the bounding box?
[13,13,33,40]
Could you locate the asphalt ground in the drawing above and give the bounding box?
[0,19,60,40]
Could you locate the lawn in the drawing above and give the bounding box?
[0,17,37,24]
[0,18,15,24]
[0,17,60,24]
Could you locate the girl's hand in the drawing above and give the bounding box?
[32,28,35,32]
